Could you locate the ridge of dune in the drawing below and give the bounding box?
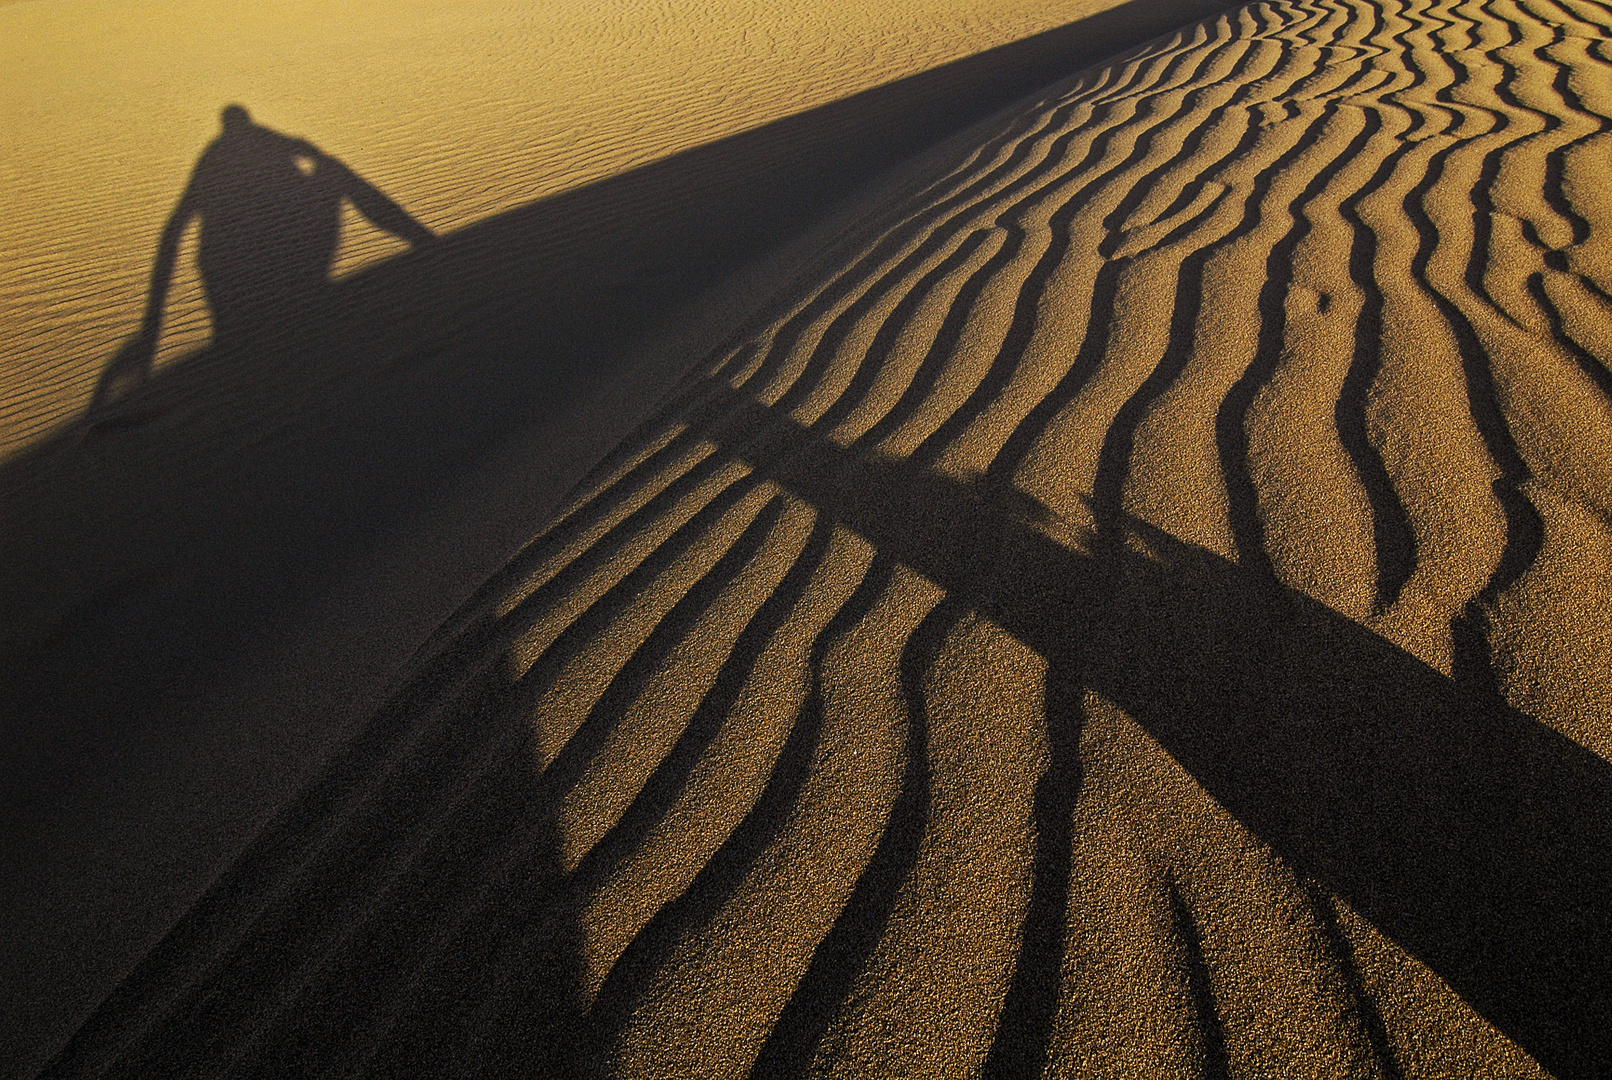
[26,0,1612,1076]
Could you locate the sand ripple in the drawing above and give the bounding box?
[39,0,1612,1076]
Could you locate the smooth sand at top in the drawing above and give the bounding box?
[0,0,1135,460]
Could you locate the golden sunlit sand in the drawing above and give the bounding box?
[6,0,1612,1075]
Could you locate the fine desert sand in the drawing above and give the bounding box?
[6,0,1612,1075]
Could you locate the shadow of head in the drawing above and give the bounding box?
[187,103,437,341]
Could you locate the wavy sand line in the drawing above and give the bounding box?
[38,0,1612,1076]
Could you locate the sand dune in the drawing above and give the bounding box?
[23,0,1612,1075]
[2,0,1239,1070]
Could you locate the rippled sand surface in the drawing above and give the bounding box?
[30,0,1612,1076]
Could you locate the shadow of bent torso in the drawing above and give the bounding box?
[191,125,345,342]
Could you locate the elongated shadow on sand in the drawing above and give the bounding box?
[746,596,960,1077]
[979,655,1084,1080]
[5,1,1236,1073]
[685,395,1612,1080]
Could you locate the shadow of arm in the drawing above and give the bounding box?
[321,153,435,248]
[88,182,198,411]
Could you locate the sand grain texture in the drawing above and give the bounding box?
[18,0,1612,1076]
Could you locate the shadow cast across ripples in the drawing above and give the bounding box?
[698,394,1612,1080]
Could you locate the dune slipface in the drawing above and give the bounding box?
[38,0,1612,1076]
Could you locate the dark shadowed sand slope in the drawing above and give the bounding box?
[38,0,1612,1076]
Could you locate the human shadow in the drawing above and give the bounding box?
[88,105,435,416]
[680,393,1612,1080]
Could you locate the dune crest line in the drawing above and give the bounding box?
[39,0,1612,1076]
